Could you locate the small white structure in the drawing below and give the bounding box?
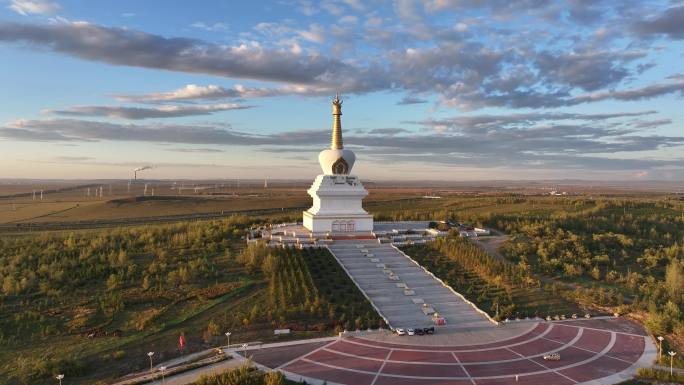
[303,94,373,235]
[474,227,491,236]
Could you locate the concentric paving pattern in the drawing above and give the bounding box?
[272,320,653,385]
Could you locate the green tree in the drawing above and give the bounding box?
[106,274,120,291]
[665,259,684,303]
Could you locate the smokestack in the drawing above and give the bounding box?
[133,166,152,181]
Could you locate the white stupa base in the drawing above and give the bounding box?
[303,211,374,235]
[303,174,374,235]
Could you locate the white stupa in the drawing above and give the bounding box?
[303,94,374,235]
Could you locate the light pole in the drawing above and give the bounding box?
[657,336,664,361]
[55,374,64,385]
[147,351,155,372]
[159,366,167,385]
[668,351,677,376]
[225,331,231,347]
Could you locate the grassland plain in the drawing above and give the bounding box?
[1,186,683,383]
[0,183,419,226]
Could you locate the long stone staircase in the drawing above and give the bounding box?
[327,239,495,330]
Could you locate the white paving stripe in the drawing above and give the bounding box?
[452,352,476,385]
[276,339,340,370]
[542,331,634,365]
[370,349,393,385]
[295,330,620,381]
[505,346,578,384]
[557,322,647,338]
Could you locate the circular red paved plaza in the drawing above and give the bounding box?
[263,319,655,385]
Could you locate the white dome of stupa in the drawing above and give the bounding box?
[318,94,356,175]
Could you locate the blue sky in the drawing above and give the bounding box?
[0,0,683,181]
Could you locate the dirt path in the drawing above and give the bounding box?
[469,232,585,292]
[470,235,509,261]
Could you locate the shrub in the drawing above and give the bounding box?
[636,367,684,383]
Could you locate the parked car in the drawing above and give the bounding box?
[543,353,561,361]
[395,328,406,336]
[407,328,415,336]
[415,328,425,335]
[423,326,435,334]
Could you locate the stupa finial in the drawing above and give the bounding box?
[331,93,343,149]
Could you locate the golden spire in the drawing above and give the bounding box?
[331,93,343,149]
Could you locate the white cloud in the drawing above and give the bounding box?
[341,0,364,11]
[8,0,59,15]
[339,15,358,25]
[297,0,318,16]
[45,103,253,120]
[190,22,229,32]
[296,24,325,43]
[115,83,347,103]
[455,22,468,32]
[115,84,239,102]
[0,3,682,112]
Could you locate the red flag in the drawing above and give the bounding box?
[179,335,186,349]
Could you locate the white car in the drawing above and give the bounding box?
[407,328,415,336]
[395,328,406,336]
[543,353,561,361]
